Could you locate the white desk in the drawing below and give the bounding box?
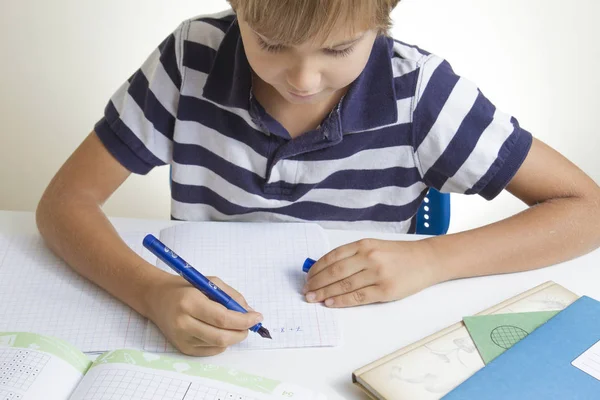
[2,210,600,399]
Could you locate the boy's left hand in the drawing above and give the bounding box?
[303,239,441,308]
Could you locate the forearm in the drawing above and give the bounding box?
[36,191,167,318]
[427,195,600,282]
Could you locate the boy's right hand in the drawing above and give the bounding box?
[147,274,263,356]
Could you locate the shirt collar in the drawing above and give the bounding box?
[202,21,398,134]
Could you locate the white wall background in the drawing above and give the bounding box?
[1,0,598,233]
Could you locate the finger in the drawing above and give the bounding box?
[304,256,365,295]
[180,314,249,347]
[323,286,381,308]
[306,269,375,303]
[184,294,263,331]
[306,243,360,279]
[212,277,255,311]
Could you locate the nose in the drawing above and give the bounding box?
[285,60,321,94]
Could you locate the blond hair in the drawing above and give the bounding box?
[228,0,400,45]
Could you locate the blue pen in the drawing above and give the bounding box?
[143,234,272,339]
[303,258,316,273]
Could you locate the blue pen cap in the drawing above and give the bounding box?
[303,258,316,273]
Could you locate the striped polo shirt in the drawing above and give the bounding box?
[95,9,532,233]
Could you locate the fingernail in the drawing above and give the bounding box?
[302,286,308,294]
[255,315,263,324]
[306,292,316,302]
[325,298,334,307]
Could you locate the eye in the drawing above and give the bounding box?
[257,36,285,53]
[323,46,356,58]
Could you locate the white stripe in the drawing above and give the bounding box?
[181,69,263,132]
[416,55,445,106]
[176,120,267,176]
[270,146,416,184]
[139,48,179,117]
[187,20,226,51]
[110,82,172,163]
[416,77,479,176]
[392,58,420,78]
[300,182,426,209]
[441,109,515,193]
[172,162,426,209]
[181,67,208,93]
[391,47,422,78]
[393,41,428,64]
[171,201,413,233]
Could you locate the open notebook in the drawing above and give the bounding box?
[0,222,340,354]
[0,331,326,400]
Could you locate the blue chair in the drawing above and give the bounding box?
[415,188,451,235]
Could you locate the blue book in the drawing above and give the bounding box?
[443,295,600,400]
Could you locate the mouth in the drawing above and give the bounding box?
[288,91,319,100]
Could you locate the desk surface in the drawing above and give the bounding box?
[2,210,600,399]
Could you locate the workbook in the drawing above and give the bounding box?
[0,222,340,354]
[352,281,579,400]
[0,331,326,400]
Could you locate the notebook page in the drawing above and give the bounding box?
[572,339,600,381]
[0,232,153,353]
[144,222,340,352]
[0,332,90,400]
[68,349,326,400]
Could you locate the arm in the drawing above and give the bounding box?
[37,132,262,354]
[303,138,600,307]
[428,138,600,281]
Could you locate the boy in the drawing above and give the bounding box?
[36,0,600,356]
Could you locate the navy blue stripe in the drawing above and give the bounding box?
[157,34,182,89]
[95,103,166,174]
[128,71,176,141]
[468,126,532,200]
[183,41,217,74]
[171,184,424,222]
[413,60,460,149]
[178,95,271,157]
[290,123,413,161]
[175,143,424,197]
[193,16,235,33]
[393,68,419,100]
[423,92,495,190]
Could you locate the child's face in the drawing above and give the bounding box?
[238,16,377,105]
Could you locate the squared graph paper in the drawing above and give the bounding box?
[143,222,341,352]
[0,232,154,353]
[0,348,48,392]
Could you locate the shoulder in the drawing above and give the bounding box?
[177,9,236,50]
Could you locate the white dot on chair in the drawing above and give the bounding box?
[424,215,429,220]
[424,206,429,212]
[424,222,430,228]
[424,197,430,203]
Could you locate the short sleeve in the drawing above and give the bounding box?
[411,55,532,200]
[94,22,186,174]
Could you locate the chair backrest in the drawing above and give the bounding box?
[415,188,451,235]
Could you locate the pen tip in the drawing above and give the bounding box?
[257,327,272,339]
